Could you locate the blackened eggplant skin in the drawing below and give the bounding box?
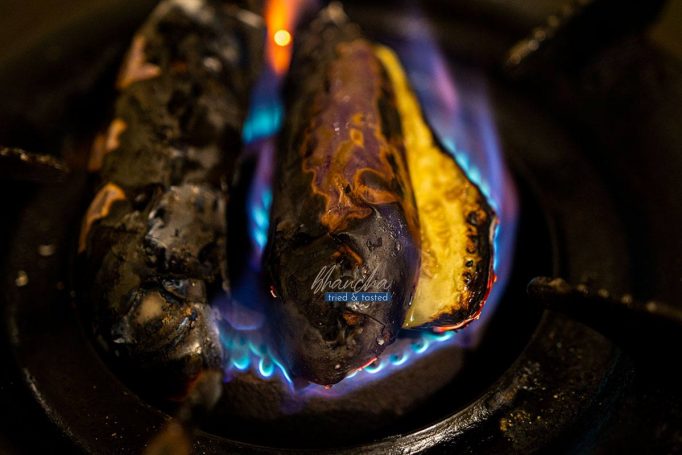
[80,0,264,397]
[265,5,421,385]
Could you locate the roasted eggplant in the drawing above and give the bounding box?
[266,5,496,385]
[265,5,422,385]
[376,47,496,331]
[80,0,264,397]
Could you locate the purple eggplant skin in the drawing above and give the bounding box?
[265,6,421,386]
[80,0,264,398]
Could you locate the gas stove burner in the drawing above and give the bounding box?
[1,0,681,453]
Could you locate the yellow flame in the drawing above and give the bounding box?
[274,29,292,47]
[265,0,309,74]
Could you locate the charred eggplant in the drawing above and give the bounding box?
[265,5,421,385]
[266,5,496,385]
[80,0,264,397]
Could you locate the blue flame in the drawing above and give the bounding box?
[220,327,293,384]
[244,66,280,263]
[220,310,459,396]
[247,140,274,263]
[217,14,518,397]
[242,66,284,144]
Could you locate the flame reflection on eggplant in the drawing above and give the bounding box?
[216,5,518,396]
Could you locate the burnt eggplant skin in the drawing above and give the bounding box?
[80,0,263,397]
[265,6,421,385]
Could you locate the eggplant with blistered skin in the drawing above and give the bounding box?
[265,5,422,386]
[80,0,264,397]
[266,5,497,385]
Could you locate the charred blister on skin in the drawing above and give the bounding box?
[144,184,227,276]
[79,182,127,253]
[87,119,128,172]
[432,203,495,329]
[117,35,163,90]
